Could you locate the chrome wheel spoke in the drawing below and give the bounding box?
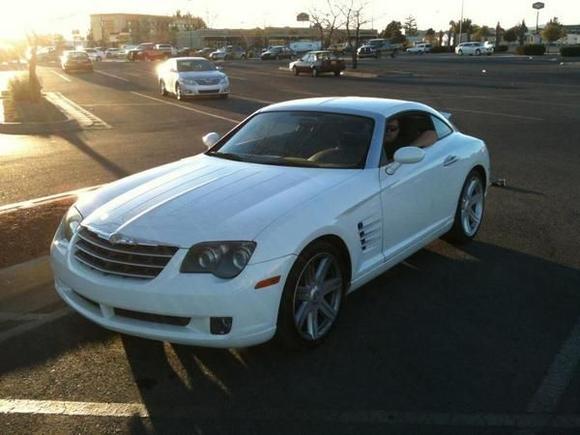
[295,302,311,329]
[319,299,337,321]
[470,192,483,205]
[307,310,318,338]
[315,257,331,283]
[321,277,342,296]
[468,207,480,224]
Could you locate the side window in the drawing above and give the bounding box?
[431,116,453,139]
[380,111,437,165]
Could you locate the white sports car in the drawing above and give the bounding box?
[51,97,490,349]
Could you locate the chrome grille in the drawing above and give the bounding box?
[74,227,178,280]
[196,78,220,85]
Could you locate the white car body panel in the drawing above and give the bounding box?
[51,97,490,348]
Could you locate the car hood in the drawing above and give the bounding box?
[81,154,357,248]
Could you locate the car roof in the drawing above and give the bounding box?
[260,97,436,118]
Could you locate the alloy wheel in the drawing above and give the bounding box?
[292,253,342,341]
[460,176,484,237]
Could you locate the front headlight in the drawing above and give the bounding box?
[61,206,83,241]
[181,78,197,85]
[180,241,256,279]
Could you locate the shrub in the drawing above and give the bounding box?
[515,44,546,55]
[7,74,42,101]
[560,46,580,57]
[494,45,508,52]
[430,46,454,53]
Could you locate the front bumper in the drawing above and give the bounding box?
[180,82,229,96]
[50,235,295,348]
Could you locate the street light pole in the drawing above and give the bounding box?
[458,0,464,45]
[532,2,545,44]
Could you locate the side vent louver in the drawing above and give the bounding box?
[357,219,381,253]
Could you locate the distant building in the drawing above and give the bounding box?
[90,13,174,45]
[176,27,377,49]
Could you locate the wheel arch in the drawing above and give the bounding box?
[471,164,488,192]
[298,234,353,289]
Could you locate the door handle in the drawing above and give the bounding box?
[443,155,459,167]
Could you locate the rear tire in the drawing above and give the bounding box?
[276,240,347,349]
[446,170,485,244]
[175,83,183,101]
[475,49,481,56]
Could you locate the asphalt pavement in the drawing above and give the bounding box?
[0,54,579,434]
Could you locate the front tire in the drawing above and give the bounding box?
[160,80,168,96]
[458,49,463,56]
[277,241,346,349]
[447,170,485,243]
[311,67,318,77]
[175,83,183,101]
[475,49,481,56]
[293,66,298,76]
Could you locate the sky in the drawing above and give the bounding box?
[0,0,578,40]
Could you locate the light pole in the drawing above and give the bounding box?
[458,0,464,45]
[533,2,545,43]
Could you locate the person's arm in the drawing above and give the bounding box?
[411,129,437,148]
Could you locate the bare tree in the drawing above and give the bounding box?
[309,0,344,49]
[339,0,370,69]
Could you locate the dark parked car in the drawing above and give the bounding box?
[260,46,294,60]
[60,51,93,73]
[289,51,345,77]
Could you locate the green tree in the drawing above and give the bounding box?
[516,20,527,46]
[542,17,566,43]
[504,27,517,43]
[495,22,504,44]
[403,15,418,36]
[379,20,405,43]
[425,28,436,44]
[473,25,490,41]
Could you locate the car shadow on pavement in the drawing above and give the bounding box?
[118,240,580,434]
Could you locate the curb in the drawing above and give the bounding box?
[0,94,80,135]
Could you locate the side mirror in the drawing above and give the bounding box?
[394,146,425,164]
[202,132,221,148]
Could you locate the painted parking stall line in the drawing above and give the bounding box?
[131,92,241,123]
[2,398,580,429]
[49,70,72,82]
[94,70,131,82]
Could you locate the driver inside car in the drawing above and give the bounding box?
[383,117,437,161]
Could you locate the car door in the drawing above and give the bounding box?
[379,111,459,259]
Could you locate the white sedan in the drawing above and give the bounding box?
[51,97,490,349]
[455,42,493,56]
[158,57,230,100]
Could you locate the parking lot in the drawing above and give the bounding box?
[1,53,579,434]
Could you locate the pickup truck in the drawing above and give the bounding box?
[127,43,168,61]
[357,39,402,58]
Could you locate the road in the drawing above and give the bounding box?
[0,55,579,434]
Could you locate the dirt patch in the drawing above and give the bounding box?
[0,198,74,269]
[2,96,67,123]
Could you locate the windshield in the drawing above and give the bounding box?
[177,59,216,72]
[208,111,374,169]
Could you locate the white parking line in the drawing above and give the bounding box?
[50,70,71,82]
[131,92,240,123]
[0,184,102,215]
[231,94,275,104]
[94,70,131,82]
[1,398,580,429]
[442,107,544,121]
[526,319,580,414]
